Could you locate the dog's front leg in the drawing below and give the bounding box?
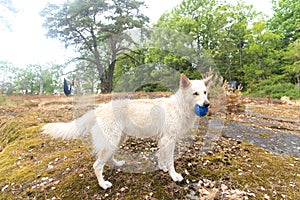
[167,141,183,182]
[111,134,127,167]
[158,137,183,182]
[168,163,183,182]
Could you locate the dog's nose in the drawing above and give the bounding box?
[203,101,210,108]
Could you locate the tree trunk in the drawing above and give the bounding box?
[38,65,43,95]
[93,47,107,93]
[100,74,108,93]
[108,60,116,93]
[39,77,43,95]
[98,41,118,94]
[107,44,117,93]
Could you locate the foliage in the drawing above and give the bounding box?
[282,40,300,87]
[42,64,63,95]
[0,62,62,95]
[113,27,210,93]
[246,76,300,100]
[0,61,16,95]
[269,0,300,48]
[242,21,281,90]
[135,83,171,92]
[1,0,300,98]
[155,0,260,83]
[70,60,101,94]
[41,0,149,93]
[0,0,17,30]
[113,61,180,92]
[150,0,300,99]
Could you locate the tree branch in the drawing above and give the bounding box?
[65,57,97,67]
[65,14,94,53]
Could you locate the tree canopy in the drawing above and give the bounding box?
[0,0,299,99]
[40,0,149,93]
[150,0,299,99]
[0,61,62,95]
[0,0,17,30]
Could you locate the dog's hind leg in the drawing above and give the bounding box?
[91,122,121,189]
[93,142,119,189]
[111,134,127,167]
[111,157,125,167]
[93,155,113,190]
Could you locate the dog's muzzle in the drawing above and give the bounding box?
[203,100,210,108]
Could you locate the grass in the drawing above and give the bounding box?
[259,133,273,138]
[199,140,300,199]
[0,94,6,104]
[0,97,299,199]
[250,104,300,120]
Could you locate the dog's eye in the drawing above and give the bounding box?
[193,92,199,96]
[204,91,207,95]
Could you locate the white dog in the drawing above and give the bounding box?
[42,73,212,189]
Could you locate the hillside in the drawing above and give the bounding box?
[0,94,299,199]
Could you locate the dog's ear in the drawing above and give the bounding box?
[204,75,213,86]
[180,73,191,89]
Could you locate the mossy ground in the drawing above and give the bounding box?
[250,103,300,120]
[0,95,299,199]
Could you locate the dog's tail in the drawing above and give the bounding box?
[42,110,96,140]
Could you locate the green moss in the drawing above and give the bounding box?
[24,102,39,107]
[0,109,299,199]
[259,132,273,138]
[0,94,6,104]
[0,112,40,149]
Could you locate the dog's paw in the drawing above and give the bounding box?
[99,181,112,190]
[158,163,168,172]
[114,160,125,167]
[112,157,125,167]
[170,172,183,182]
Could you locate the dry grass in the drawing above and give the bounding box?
[0,94,299,199]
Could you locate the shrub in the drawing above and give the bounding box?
[247,80,300,100]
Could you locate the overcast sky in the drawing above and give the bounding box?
[0,0,273,68]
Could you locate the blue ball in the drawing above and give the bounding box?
[194,104,208,117]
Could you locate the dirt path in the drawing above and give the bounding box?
[223,103,300,157]
[223,121,300,157]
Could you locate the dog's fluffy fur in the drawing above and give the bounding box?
[42,73,212,189]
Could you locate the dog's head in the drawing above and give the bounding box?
[180,73,212,108]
